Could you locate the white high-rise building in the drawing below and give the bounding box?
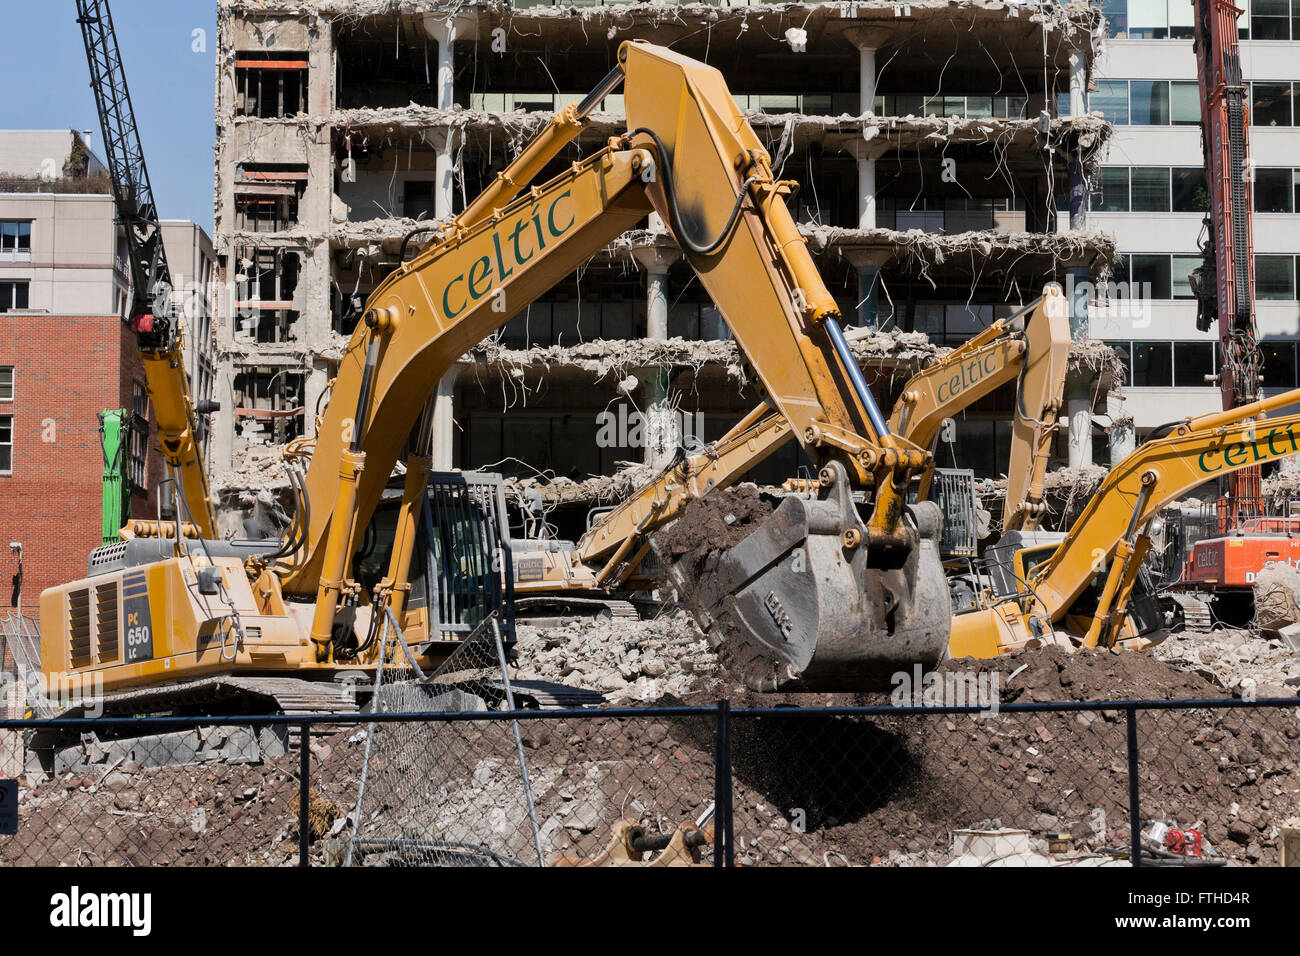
[1089,0,1300,438]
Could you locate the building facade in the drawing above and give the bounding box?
[1090,0,1300,438]
[212,1,1114,533]
[0,131,217,611]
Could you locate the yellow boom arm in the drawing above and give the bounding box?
[522,285,1069,594]
[951,385,1300,657]
[279,41,929,655]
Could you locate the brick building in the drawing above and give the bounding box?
[0,131,216,618]
[0,314,163,606]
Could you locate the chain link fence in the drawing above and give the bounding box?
[1,698,1297,867]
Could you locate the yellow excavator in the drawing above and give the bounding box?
[950,387,1300,656]
[40,41,956,720]
[515,286,1071,600]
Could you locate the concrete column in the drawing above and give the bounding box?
[856,149,876,230]
[860,46,877,116]
[1109,416,1136,464]
[1068,51,1088,119]
[841,247,889,331]
[845,26,889,116]
[1067,394,1093,469]
[632,244,682,470]
[431,364,464,471]
[433,129,456,221]
[302,363,326,440]
[210,354,237,471]
[425,17,461,220]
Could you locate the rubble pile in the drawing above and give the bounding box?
[513,611,719,703]
[1155,628,1300,700]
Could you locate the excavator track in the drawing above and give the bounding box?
[24,677,360,776]
[514,595,640,626]
[1168,592,1215,631]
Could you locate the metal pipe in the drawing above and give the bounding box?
[577,65,624,118]
[824,316,890,438]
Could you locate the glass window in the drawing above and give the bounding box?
[1252,168,1290,212]
[1092,81,1130,125]
[0,281,29,312]
[1172,167,1208,212]
[0,367,10,401]
[1130,80,1171,125]
[1262,342,1298,387]
[0,415,10,472]
[1172,255,1201,299]
[1131,341,1173,386]
[1103,0,1129,37]
[966,96,993,119]
[1128,0,1169,37]
[1171,82,1200,125]
[1173,342,1214,386]
[894,95,924,116]
[1092,167,1131,211]
[912,303,943,338]
[0,222,31,254]
[1132,254,1173,299]
[1253,0,1292,38]
[1131,167,1171,211]
[1257,254,1296,299]
[1253,82,1293,126]
[1169,0,1195,38]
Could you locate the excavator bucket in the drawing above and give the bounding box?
[664,465,951,692]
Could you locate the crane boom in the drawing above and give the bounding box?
[1192,0,1263,520]
[75,0,218,539]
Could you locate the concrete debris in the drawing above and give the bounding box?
[1252,562,1300,636]
[212,446,295,494]
[1067,338,1124,382]
[473,327,935,384]
[1154,627,1300,700]
[504,463,656,511]
[512,610,719,703]
[803,225,1116,278]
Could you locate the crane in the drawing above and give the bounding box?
[76,0,218,540]
[1190,0,1264,527]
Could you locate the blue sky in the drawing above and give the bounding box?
[0,1,217,231]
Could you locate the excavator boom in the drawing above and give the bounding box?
[952,385,1300,658]
[265,40,949,690]
[520,285,1069,597]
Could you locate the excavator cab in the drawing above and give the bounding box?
[355,471,515,658]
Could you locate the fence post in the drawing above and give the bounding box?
[1126,705,1141,867]
[299,719,311,868]
[713,699,734,867]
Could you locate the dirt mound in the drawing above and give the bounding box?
[945,644,1227,702]
[651,483,778,574]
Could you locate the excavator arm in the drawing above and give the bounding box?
[77,0,218,541]
[277,41,947,688]
[522,284,1069,596]
[888,286,1069,529]
[951,385,1300,658]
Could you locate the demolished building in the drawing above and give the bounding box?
[212,0,1119,535]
